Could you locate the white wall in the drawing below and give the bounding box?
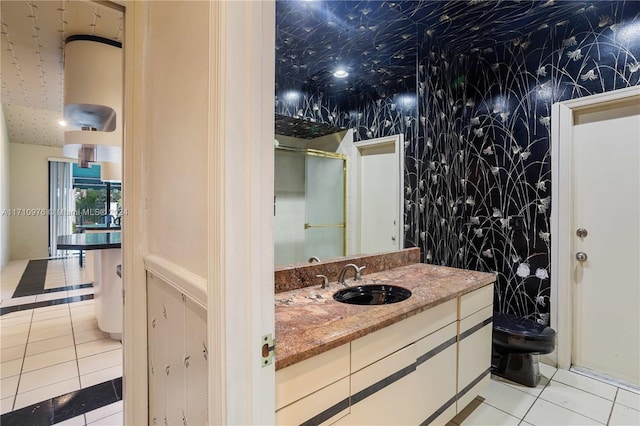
[145,2,208,277]
[9,143,63,260]
[0,108,10,269]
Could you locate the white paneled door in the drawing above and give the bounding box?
[356,135,403,255]
[571,97,640,386]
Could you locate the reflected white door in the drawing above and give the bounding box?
[304,155,345,260]
[357,137,402,254]
[572,98,640,386]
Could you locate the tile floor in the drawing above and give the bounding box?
[451,363,640,426]
[1,258,123,425]
[2,258,640,425]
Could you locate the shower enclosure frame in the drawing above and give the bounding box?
[275,145,348,259]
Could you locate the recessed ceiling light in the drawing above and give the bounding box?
[333,69,349,78]
[58,120,67,127]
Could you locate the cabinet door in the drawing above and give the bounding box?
[415,322,458,425]
[344,343,418,425]
[457,304,493,413]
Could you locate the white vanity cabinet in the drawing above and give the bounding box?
[275,283,495,426]
[275,343,350,425]
[457,284,494,413]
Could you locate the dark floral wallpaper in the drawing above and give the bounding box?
[275,0,640,325]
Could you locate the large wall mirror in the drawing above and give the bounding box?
[274,115,404,267]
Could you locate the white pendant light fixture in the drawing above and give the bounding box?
[62,35,122,180]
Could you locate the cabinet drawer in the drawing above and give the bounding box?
[349,343,419,425]
[276,377,350,426]
[459,284,494,320]
[351,298,457,372]
[276,343,350,410]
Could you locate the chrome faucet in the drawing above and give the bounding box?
[308,256,321,263]
[316,274,329,289]
[337,263,366,286]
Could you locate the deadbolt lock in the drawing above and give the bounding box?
[576,228,588,238]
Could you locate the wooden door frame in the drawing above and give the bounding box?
[123,2,276,424]
[550,85,640,370]
[353,134,404,254]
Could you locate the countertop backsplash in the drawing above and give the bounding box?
[274,247,420,293]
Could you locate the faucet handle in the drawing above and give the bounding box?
[355,265,366,280]
[316,274,329,289]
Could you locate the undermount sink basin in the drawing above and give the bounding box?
[333,284,412,305]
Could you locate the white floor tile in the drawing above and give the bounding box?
[0,358,23,379]
[492,371,551,398]
[78,348,122,376]
[0,374,19,399]
[35,302,72,312]
[14,377,80,410]
[43,280,67,290]
[478,379,537,419]
[84,400,123,424]
[73,319,100,333]
[35,291,69,302]
[539,380,613,424]
[76,338,122,359]
[0,344,26,362]
[1,296,37,307]
[18,360,79,394]
[26,333,75,357]
[0,332,28,349]
[55,414,87,426]
[28,323,73,342]
[80,364,122,388]
[609,403,640,426]
[523,398,601,425]
[22,346,76,372]
[452,398,520,425]
[554,369,618,400]
[32,306,70,322]
[86,411,123,426]
[0,322,30,337]
[0,312,33,327]
[74,328,109,345]
[1,396,14,415]
[29,315,72,332]
[616,388,640,411]
[539,363,558,380]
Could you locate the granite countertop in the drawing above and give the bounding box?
[274,263,495,370]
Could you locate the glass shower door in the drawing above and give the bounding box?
[304,154,345,260]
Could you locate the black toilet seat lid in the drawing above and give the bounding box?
[493,312,556,338]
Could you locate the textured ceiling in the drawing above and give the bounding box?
[275,0,630,101]
[1,0,123,147]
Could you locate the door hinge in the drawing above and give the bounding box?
[261,334,275,367]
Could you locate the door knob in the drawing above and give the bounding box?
[576,252,588,262]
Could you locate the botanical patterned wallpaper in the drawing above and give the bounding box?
[275,1,640,325]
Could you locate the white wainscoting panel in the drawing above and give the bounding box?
[147,272,208,425]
